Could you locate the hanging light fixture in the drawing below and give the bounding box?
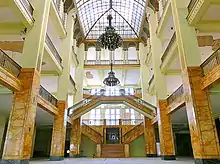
[103,63,120,86]
[97,14,123,51]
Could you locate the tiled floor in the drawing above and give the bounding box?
[30,158,194,164]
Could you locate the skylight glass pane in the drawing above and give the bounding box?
[76,0,146,39]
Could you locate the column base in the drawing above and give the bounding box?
[49,156,64,161]
[194,158,220,164]
[146,154,157,157]
[0,160,29,164]
[161,155,176,160]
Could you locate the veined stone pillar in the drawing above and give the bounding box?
[2,69,40,163]
[96,144,101,158]
[124,144,129,158]
[70,118,81,157]
[144,117,157,157]
[149,11,175,160]
[2,0,51,163]
[171,0,220,163]
[50,101,67,161]
[158,100,175,160]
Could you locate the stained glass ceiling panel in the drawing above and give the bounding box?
[76,0,146,39]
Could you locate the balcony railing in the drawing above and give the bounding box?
[69,75,75,87]
[52,0,66,29]
[0,49,22,77]
[200,48,220,75]
[167,84,184,105]
[85,60,140,65]
[148,75,155,87]
[39,85,58,107]
[72,46,79,65]
[81,119,144,126]
[161,32,176,63]
[188,0,198,14]
[158,0,169,24]
[45,34,62,66]
[19,0,34,20]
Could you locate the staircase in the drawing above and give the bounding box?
[122,122,144,144]
[68,93,156,120]
[81,123,103,144]
[101,144,124,158]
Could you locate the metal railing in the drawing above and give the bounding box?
[45,34,62,66]
[68,89,157,116]
[69,75,75,87]
[122,119,143,125]
[52,0,66,28]
[19,0,34,20]
[200,48,220,75]
[0,49,22,77]
[167,84,184,105]
[148,75,155,87]
[39,85,58,107]
[81,119,144,126]
[85,60,140,65]
[161,32,176,63]
[188,0,198,14]
[158,0,169,23]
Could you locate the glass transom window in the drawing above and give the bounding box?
[76,0,146,39]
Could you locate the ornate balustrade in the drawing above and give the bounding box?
[188,0,198,14]
[52,0,67,28]
[161,32,176,63]
[123,122,144,143]
[81,119,144,126]
[200,48,220,75]
[69,75,75,87]
[167,84,184,105]
[85,60,140,65]
[45,34,62,66]
[148,75,154,87]
[158,0,169,23]
[19,0,34,19]
[39,85,58,107]
[0,49,22,77]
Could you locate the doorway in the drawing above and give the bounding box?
[106,128,120,144]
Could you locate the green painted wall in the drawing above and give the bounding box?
[80,134,96,157]
[130,135,145,157]
[0,115,7,158]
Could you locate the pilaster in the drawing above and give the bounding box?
[2,68,40,163]
[69,118,81,158]
[124,144,129,158]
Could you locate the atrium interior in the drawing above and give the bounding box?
[0,0,220,164]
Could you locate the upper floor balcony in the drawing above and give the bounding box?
[187,0,220,32]
[84,59,140,69]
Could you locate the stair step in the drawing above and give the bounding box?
[101,144,124,158]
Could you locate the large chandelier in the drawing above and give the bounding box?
[97,14,123,51]
[103,63,120,86]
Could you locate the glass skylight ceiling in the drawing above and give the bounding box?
[76,0,146,39]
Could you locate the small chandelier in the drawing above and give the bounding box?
[97,14,123,51]
[103,63,120,86]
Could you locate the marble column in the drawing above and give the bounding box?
[148,10,175,160]
[170,0,220,163]
[158,100,175,160]
[2,68,40,164]
[124,144,129,158]
[96,144,101,158]
[69,118,81,157]
[50,101,67,161]
[144,117,157,157]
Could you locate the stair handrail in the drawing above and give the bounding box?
[67,91,103,116]
[123,93,157,114]
[122,121,144,143]
[81,122,103,143]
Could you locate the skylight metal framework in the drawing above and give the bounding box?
[76,0,146,39]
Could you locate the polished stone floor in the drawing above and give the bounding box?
[30,158,194,164]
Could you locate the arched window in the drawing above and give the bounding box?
[87,47,96,60]
[128,47,137,60]
[114,48,122,60]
